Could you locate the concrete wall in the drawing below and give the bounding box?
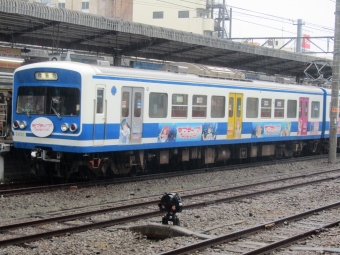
[133,0,214,35]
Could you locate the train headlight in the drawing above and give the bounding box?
[70,123,78,132]
[13,120,19,129]
[19,121,27,129]
[61,123,69,132]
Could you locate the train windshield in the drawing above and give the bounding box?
[16,86,80,117]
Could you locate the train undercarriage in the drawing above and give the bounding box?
[28,139,331,181]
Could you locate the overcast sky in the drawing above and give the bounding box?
[225,0,335,56]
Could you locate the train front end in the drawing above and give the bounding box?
[12,63,82,166]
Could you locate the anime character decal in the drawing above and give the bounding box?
[119,119,131,144]
[234,119,242,139]
[157,124,177,142]
[251,122,291,138]
[202,123,217,141]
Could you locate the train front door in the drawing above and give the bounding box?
[298,97,309,135]
[119,87,144,145]
[227,93,243,139]
[93,85,106,146]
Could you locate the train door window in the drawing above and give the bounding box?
[246,97,258,118]
[229,97,234,117]
[211,96,225,118]
[261,98,272,118]
[299,100,302,118]
[304,101,308,117]
[287,100,297,118]
[134,92,142,117]
[236,98,242,117]
[192,95,207,118]
[96,89,104,114]
[274,99,284,118]
[311,101,320,118]
[121,91,130,117]
[172,94,188,118]
[149,93,168,118]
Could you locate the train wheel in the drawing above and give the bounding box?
[129,166,137,177]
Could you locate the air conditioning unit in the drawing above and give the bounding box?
[49,54,61,61]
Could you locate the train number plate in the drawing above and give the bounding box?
[14,131,26,137]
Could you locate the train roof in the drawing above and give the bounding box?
[15,61,327,95]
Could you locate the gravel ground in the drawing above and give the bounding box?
[0,158,340,254]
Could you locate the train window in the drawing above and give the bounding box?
[16,86,80,116]
[96,89,104,114]
[274,99,284,118]
[304,101,308,117]
[311,101,320,118]
[211,96,225,118]
[261,98,272,118]
[246,97,258,118]
[149,93,168,118]
[121,91,130,118]
[172,94,188,118]
[229,97,234,117]
[287,100,297,118]
[299,101,302,118]
[134,92,142,117]
[192,95,207,118]
[236,98,242,118]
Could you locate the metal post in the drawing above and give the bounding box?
[229,8,232,39]
[222,0,225,38]
[329,0,340,163]
[0,155,3,182]
[296,19,304,53]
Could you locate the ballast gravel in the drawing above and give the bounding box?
[0,158,340,254]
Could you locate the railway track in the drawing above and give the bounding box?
[0,154,334,196]
[0,165,339,248]
[159,202,340,255]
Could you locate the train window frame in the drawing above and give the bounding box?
[149,92,168,118]
[274,99,285,118]
[211,96,225,118]
[172,93,188,118]
[246,97,259,118]
[261,98,272,118]
[287,100,297,118]
[192,95,207,118]
[311,101,320,118]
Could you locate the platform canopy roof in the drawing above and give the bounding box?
[0,0,333,78]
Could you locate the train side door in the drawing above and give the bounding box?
[119,87,144,145]
[298,97,309,135]
[93,85,106,146]
[227,93,243,139]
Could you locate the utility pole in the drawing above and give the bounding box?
[329,0,340,163]
[295,19,305,53]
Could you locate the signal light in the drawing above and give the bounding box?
[61,123,69,132]
[70,123,77,132]
[13,120,19,129]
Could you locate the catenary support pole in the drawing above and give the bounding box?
[329,0,340,163]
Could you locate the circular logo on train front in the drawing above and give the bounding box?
[30,117,54,137]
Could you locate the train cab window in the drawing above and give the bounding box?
[96,89,104,114]
[121,91,130,117]
[211,96,225,118]
[246,97,258,118]
[134,92,142,117]
[299,101,302,118]
[192,95,207,118]
[287,100,297,118]
[172,94,188,118]
[311,101,320,118]
[274,99,284,118]
[261,98,272,118]
[16,86,80,116]
[149,93,168,118]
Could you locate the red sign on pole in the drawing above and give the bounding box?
[302,34,310,49]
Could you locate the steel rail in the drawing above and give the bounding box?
[158,201,340,255]
[0,154,331,196]
[0,171,339,247]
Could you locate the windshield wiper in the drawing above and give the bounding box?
[51,106,61,119]
[21,108,31,118]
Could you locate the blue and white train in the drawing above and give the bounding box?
[11,61,336,177]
